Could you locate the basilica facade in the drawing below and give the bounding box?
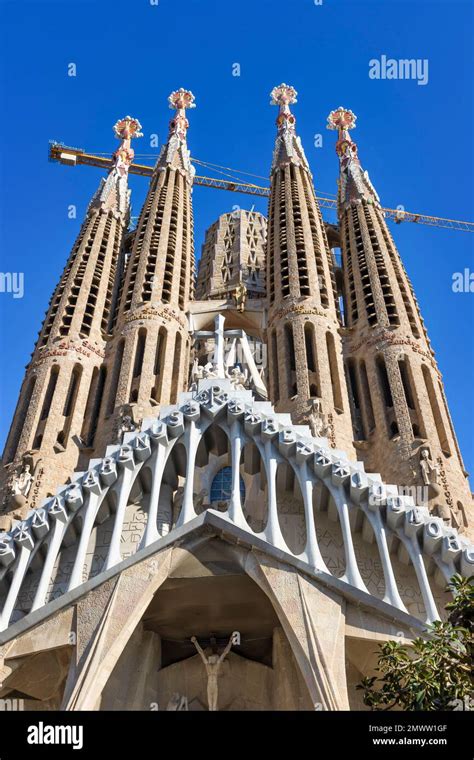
[0,85,472,711]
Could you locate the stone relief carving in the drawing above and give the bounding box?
[268,302,329,326]
[347,329,437,371]
[307,398,329,438]
[124,304,187,330]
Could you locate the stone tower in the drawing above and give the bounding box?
[195,210,267,301]
[93,89,197,454]
[327,106,471,529]
[266,85,354,454]
[0,116,142,520]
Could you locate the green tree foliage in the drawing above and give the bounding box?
[357,575,473,711]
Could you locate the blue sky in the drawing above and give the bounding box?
[0,0,473,475]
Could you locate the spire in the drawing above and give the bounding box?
[0,115,145,507]
[112,115,143,174]
[156,88,196,177]
[265,87,355,453]
[327,107,380,209]
[270,83,310,173]
[168,88,195,139]
[107,90,197,427]
[89,115,143,217]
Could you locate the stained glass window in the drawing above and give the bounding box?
[210,466,245,504]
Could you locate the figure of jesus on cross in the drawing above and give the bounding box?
[191,634,236,711]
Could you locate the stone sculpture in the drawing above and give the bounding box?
[191,634,235,711]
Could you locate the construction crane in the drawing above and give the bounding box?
[48,142,474,234]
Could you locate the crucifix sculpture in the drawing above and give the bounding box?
[191,634,235,711]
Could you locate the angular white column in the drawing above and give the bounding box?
[297,463,329,572]
[363,506,407,612]
[397,530,440,623]
[263,438,287,551]
[331,486,368,592]
[175,420,201,527]
[0,524,34,631]
[227,420,248,529]
[143,443,170,546]
[105,447,136,570]
[31,499,69,612]
[68,475,105,592]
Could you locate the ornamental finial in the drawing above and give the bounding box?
[113,116,143,141]
[327,107,358,161]
[270,83,298,107]
[168,88,196,111]
[327,107,357,133]
[270,83,298,133]
[167,88,196,140]
[112,116,143,175]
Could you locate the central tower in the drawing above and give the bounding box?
[266,85,354,453]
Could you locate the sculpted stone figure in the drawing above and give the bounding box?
[190,358,205,390]
[11,463,34,498]
[202,362,218,379]
[191,361,219,387]
[226,365,248,391]
[419,448,439,488]
[308,398,328,438]
[116,406,139,442]
[6,455,41,516]
[120,415,136,437]
[191,634,235,711]
[233,282,247,312]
